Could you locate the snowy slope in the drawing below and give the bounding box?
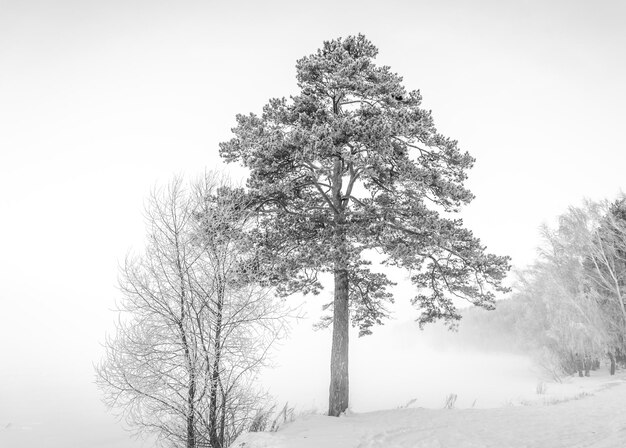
[235,371,626,448]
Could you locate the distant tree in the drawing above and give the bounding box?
[96,175,285,448]
[578,198,626,366]
[585,199,626,336]
[539,210,609,357]
[220,34,510,416]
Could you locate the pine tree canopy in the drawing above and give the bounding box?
[220,34,510,334]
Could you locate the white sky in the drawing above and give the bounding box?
[1,1,626,447]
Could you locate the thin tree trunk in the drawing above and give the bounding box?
[186,380,196,448]
[209,280,224,448]
[328,266,349,416]
[178,317,196,448]
[177,314,196,448]
[175,240,196,448]
[219,389,226,447]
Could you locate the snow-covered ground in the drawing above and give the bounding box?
[236,370,626,448]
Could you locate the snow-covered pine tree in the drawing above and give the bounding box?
[220,34,510,416]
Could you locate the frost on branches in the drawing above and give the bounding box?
[220,35,510,416]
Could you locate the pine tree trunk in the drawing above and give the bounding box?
[328,266,349,416]
[328,147,350,417]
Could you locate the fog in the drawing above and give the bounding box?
[262,298,538,414]
[3,1,626,447]
[0,380,147,448]
[1,299,537,448]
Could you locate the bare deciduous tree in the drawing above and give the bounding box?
[96,174,286,448]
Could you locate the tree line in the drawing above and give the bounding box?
[462,197,626,379]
